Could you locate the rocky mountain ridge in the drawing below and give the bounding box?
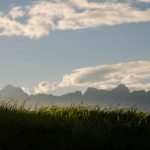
[0,84,150,111]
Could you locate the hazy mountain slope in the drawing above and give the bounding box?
[0,85,29,101]
[0,84,150,111]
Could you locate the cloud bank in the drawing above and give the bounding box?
[0,0,150,38]
[59,61,150,91]
[22,61,150,94]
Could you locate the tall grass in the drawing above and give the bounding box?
[0,101,150,150]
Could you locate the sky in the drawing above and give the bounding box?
[0,0,150,95]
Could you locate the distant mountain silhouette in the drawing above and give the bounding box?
[0,84,150,111]
[0,85,28,101]
[110,84,129,93]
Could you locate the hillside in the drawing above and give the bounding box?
[0,102,150,150]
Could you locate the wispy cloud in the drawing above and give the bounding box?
[0,0,150,38]
[22,61,150,94]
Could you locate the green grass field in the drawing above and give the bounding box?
[0,101,150,150]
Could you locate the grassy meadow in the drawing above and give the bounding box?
[0,101,150,150]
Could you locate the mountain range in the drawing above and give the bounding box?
[0,84,150,111]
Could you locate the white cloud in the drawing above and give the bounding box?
[34,81,55,94]
[0,15,24,36]
[0,0,150,38]
[59,61,150,91]
[21,86,34,95]
[21,81,55,95]
[9,6,25,19]
[127,83,150,91]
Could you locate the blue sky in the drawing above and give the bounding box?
[0,0,150,95]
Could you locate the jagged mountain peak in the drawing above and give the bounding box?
[61,90,82,97]
[2,84,22,91]
[111,84,129,93]
[86,87,99,91]
[0,84,28,100]
[0,84,149,111]
[84,87,100,96]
